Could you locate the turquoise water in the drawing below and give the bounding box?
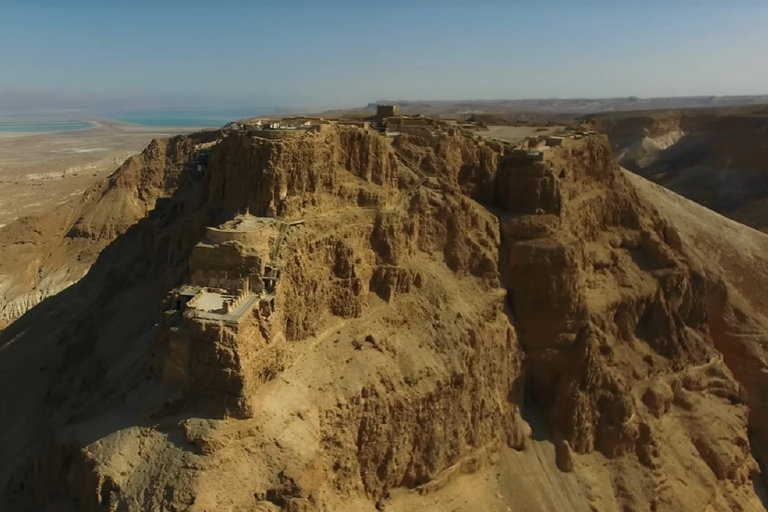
[0,119,95,132]
[0,109,275,132]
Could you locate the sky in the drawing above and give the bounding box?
[0,0,767,112]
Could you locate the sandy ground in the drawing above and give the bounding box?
[472,125,566,144]
[0,120,199,226]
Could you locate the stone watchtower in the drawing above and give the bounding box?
[376,104,399,120]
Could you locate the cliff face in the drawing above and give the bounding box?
[591,108,768,232]
[594,111,686,169]
[2,125,768,511]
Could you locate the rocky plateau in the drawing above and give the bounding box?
[2,122,768,511]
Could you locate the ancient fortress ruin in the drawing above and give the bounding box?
[169,116,580,331]
[158,210,305,417]
[153,115,584,419]
[171,211,304,325]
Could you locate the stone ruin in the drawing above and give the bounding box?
[171,212,282,323]
[155,211,304,417]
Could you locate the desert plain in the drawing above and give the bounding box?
[0,120,197,226]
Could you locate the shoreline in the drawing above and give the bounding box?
[0,119,206,140]
[0,119,208,226]
[0,114,234,138]
[0,118,98,134]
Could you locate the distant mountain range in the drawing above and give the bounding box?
[319,95,768,120]
[0,87,297,117]
[3,87,767,122]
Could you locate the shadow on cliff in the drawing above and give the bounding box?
[0,155,220,503]
[752,476,768,510]
[0,129,237,348]
[749,432,768,509]
[485,202,554,445]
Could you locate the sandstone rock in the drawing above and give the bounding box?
[554,432,574,473]
[2,125,768,511]
[642,379,674,418]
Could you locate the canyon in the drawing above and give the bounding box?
[588,106,768,232]
[2,121,768,511]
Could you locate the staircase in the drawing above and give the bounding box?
[259,219,303,309]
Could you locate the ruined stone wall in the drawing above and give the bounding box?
[387,116,429,128]
[337,121,370,129]
[190,271,243,292]
[376,104,399,119]
[189,243,264,278]
[203,227,261,245]
[244,130,301,140]
[158,318,256,418]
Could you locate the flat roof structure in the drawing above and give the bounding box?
[202,213,279,247]
[192,293,259,325]
[171,215,306,327]
[196,291,227,312]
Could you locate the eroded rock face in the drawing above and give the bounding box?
[2,125,768,511]
[593,108,768,232]
[495,142,760,505]
[0,131,222,324]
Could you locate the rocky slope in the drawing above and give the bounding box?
[1,124,768,511]
[0,130,223,323]
[587,106,768,231]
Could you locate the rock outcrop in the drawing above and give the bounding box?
[2,124,768,511]
[0,130,222,324]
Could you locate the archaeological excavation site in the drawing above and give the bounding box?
[3,116,768,512]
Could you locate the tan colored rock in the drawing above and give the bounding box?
[3,125,768,511]
[642,379,674,418]
[554,432,574,473]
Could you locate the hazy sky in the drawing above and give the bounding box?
[1,0,767,111]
